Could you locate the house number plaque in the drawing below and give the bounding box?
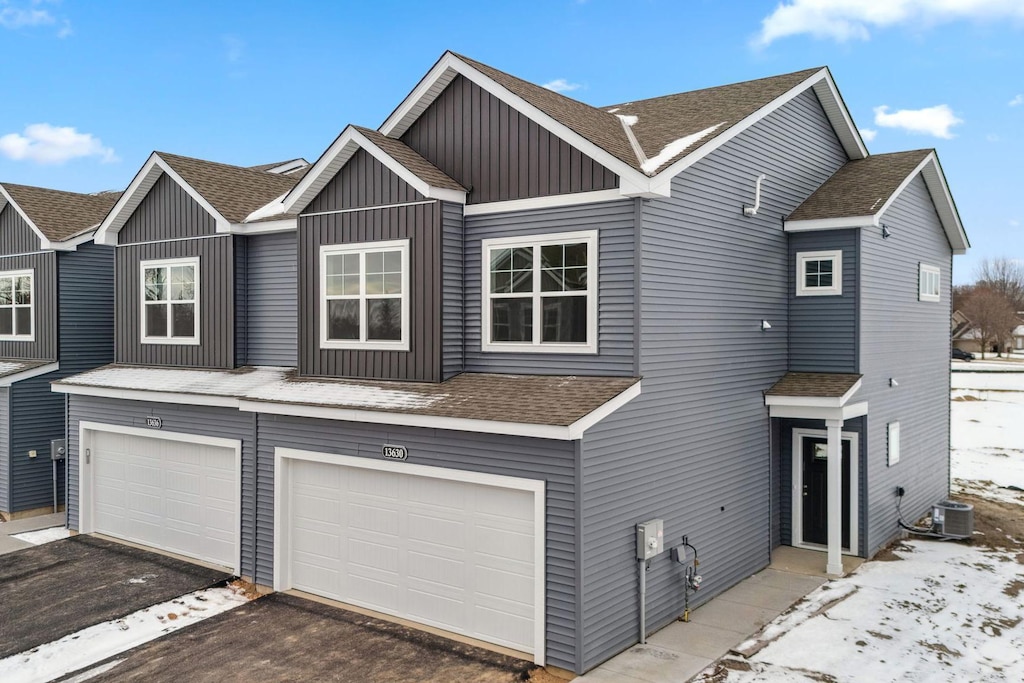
[145,416,162,429]
[382,445,408,461]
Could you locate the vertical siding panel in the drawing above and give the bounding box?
[0,252,57,360]
[120,174,217,244]
[0,204,44,255]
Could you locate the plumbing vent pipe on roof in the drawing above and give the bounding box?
[743,174,767,217]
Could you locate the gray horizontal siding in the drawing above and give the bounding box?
[241,232,297,367]
[0,203,43,255]
[0,388,8,513]
[306,147,424,213]
[577,88,849,672]
[65,396,259,579]
[119,173,217,243]
[255,414,578,671]
[0,252,57,361]
[788,229,858,372]
[58,243,115,373]
[298,202,442,381]
[861,174,952,556]
[463,199,637,376]
[401,74,618,204]
[8,372,65,512]
[442,201,464,379]
[115,236,235,368]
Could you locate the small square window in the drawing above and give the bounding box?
[796,251,842,296]
[919,264,940,302]
[888,422,901,466]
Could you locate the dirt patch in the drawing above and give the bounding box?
[871,538,913,561]
[918,641,962,662]
[953,494,1024,559]
[951,395,983,402]
[1003,579,1024,598]
[867,630,892,640]
[229,578,263,601]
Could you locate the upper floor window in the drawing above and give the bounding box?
[141,257,199,345]
[0,270,33,341]
[481,230,598,354]
[919,264,940,302]
[320,240,410,351]
[796,250,842,297]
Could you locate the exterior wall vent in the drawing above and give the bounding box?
[932,500,974,539]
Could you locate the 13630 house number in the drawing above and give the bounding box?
[381,445,408,461]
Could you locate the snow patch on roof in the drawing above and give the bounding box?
[246,379,445,410]
[606,107,620,114]
[0,361,32,376]
[616,114,638,127]
[59,366,290,396]
[641,122,725,174]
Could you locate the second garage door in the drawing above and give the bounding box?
[84,426,240,571]
[277,450,544,659]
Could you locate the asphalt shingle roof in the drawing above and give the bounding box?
[157,152,305,224]
[788,150,932,222]
[354,126,466,191]
[765,372,862,398]
[1,184,121,242]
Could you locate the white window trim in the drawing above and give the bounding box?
[319,239,410,352]
[796,250,842,297]
[140,256,201,346]
[919,263,940,302]
[481,230,598,354]
[0,269,34,342]
[888,421,901,466]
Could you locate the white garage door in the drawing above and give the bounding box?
[87,428,239,570]
[280,452,542,657]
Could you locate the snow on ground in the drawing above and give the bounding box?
[12,526,71,545]
[695,371,1024,683]
[0,584,249,683]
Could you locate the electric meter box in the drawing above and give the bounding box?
[636,519,664,560]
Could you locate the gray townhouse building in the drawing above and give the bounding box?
[53,52,967,675]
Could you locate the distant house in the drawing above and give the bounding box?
[0,183,119,520]
[54,53,967,674]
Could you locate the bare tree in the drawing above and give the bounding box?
[975,257,1024,312]
[952,284,974,313]
[961,287,1018,358]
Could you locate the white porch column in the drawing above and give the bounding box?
[825,418,844,576]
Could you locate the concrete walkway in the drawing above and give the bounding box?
[577,548,862,682]
[0,511,66,555]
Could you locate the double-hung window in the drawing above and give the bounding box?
[919,264,940,302]
[320,239,410,350]
[482,230,598,353]
[141,257,199,344]
[796,250,842,296]
[0,270,33,340]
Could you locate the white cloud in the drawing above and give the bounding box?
[859,128,877,141]
[0,1,54,29]
[1010,94,1024,107]
[872,104,963,139]
[223,34,244,63]
[0,124,117,164]
[542,78,581,93]
[754,0,1024,47]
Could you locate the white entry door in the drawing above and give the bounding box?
[276,449,545,662]
[82,424,240,571]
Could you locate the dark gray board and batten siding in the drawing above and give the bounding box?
[119,173,217,243]
[788,229,858,373]
[576,89,849,671]
[236,232,297,367]
[0,252,57,361]
[462,199,637,377]
[0,204,43,255]
[254,413,579,671]
[299,153,443,381]
[859,174,952,556]
[401,74,619,204]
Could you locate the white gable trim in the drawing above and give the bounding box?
[281,126,467,215]
[227,218,297,235]
[95,153,230,246]
[0,185,58,251]
[785,216,876,232]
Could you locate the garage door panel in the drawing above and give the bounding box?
[286,457,538,655]
[88,429,238,570]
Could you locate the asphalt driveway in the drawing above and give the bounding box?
[59,592,540,682]
[0,535,230,658]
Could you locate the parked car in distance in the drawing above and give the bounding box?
[952,348,975,361]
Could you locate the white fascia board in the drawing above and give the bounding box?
[881,153,968,255]
[0,362,59,387]
[764,378,861,409]
[842,401,869,420]
[651,68,860,194]
[51,382,239,408]
[238,399,574,440]
[351,126,467,203]
[243,191,290,223]
[0,185,51,250]
[228,218,297,235]
[768,404,846,421]
[463,189,625,216]
[47,228,99,252]
[380,52,653,197]
[96,153,230,245]
[785,216,876,232]
[567,381,641,439]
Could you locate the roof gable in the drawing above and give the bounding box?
[280,125,466,215]
[785,150,969,254]
[0,183,120,250]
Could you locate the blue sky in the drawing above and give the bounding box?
[1,0,1022,283]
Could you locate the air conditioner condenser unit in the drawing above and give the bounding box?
[932,500,974,539]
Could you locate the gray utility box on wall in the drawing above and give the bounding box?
[636,519,664,560]
[933,500,973,539]
[51,439,67,461]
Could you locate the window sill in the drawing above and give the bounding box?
[481,342,598,355]
[320,341,411,352]
[795,289,842,297]
[141,338,201,346]
[0,336,35,342]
